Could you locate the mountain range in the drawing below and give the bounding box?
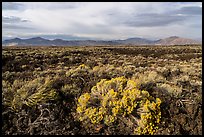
[2,36,201,46]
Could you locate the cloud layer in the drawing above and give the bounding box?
[2,2,202,41]
[2,2,24,10]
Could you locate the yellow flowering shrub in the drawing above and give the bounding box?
[134,97,161,135]
[76,76,162,134]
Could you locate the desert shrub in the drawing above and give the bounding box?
[66,64,90,77]
[2,80,14,107]
[2,71,16,82]
[157,83,182,97]
[132,70,186,97]
[24,77,58,107]
[91,64,134,79]
[120,65,137,78]
[64,64,93,96]
[76,76,162,135]
[133,71,165,88]
[21,65,29,70]
[3,77,59,111]
[92,64,117,77]
[176,75,191,89]
[61,84,81,97]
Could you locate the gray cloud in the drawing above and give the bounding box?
[175,6,202,15]
[2,2,79,11]
[35,34,94,40]
[108,6,201,28]
[121,13,186,27]
[2,16,29,23]
[44,3,79,9]
[2,24,32,30]
[67,21,115,35]
[2,2,24,10]
[2,16,34,32]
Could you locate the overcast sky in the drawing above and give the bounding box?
[2,2,202,41]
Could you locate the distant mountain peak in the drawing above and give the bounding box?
[155,36,201,45]
[13,38,21,40]
[126,37,146,40]
[29,37,46,40]
[53,38,63,41]
[168,36,179,39]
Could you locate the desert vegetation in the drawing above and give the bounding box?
[2,45,202,135]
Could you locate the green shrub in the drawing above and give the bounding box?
[4,77,59,111]
[76,76,162,135]
[66,64,90,77]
